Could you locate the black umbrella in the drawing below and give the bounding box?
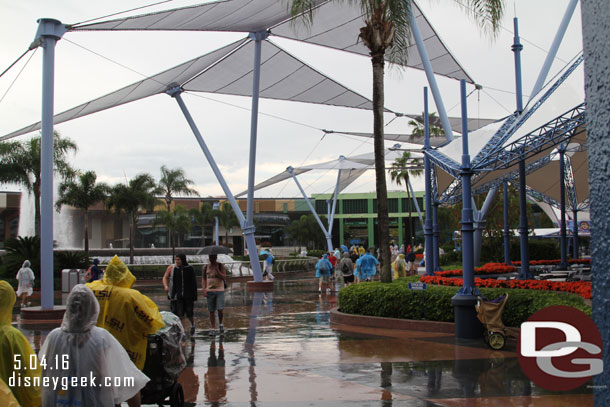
[200,245,232,255]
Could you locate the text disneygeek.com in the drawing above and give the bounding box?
[9,372,136,391]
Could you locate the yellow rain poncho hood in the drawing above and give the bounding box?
[87,256,163,369]
[0,281,41,407]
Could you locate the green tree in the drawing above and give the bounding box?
[388,151,423,247]
[408,112,445,140]
[106,174,160,264]
[154,205,191,259]
[55,171,110,257]
[157,165,198,247]
[287,214,325,250]
[291,0,505,282]
[214,202,240,247]
[0,131,77,236]
[190,202,215,246]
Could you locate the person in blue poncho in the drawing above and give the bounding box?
[358,249,380,282]
[315,254,333,294]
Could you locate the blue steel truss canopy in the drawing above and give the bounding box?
[426,55,586,205]
[70,0,474,84]
[1,38,383,141]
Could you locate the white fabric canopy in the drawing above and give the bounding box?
[1,38,380,141]
[236,148,415,197]
[72,0,473,83]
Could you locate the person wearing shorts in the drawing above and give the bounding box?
[163,254,197,335]
[338,252,355,286]
[203,254,226,336]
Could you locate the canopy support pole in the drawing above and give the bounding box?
[452,80,480,340]
[572,208,579,259]
[327,167,342,238]
[433,202,441,271]
[407,178,424,230]
[423,87,434,276]
[37,19,66,310]
[287,166,333,252]
[503,181,511,265]
[244,31,269,278]
[559,147,569,269]
[518,160,531,279]
[167,88,263,281]
[408,9,454,142]
[529,0,579,102]
[472,187,498,267]
[512,17,524,113]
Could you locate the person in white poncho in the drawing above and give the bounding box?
[15,260,35,307]
[40,284,149,407]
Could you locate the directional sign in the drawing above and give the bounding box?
[408,282,427,291]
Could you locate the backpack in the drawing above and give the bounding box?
[341,262,350,275]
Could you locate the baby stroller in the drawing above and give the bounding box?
[141,312,187,407]
[476,293,509,350]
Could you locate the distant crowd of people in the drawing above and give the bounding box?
[315,243,421,294]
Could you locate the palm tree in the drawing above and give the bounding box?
[158,165,199,211]
[408,112,445,139]
[0,131,77,236]
[154,205,191,259]
[214,201,239,247]
[106,173,160,264]
[388,151,423,247]
[190,202,215,246]
[158,165,198,248]
[290,0,505,282]
[55,171,110,257]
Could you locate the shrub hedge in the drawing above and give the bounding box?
[337,278,591,327]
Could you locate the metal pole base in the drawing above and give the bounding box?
[451,294,482,339]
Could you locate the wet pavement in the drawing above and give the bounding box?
[14,276,593,406]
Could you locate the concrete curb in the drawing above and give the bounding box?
[330,307,455,334]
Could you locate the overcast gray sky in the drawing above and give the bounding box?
[0,0,584,200]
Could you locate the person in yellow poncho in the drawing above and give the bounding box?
[392,254,407,280]
[0,377,20,407]
[0,280,41,407]
[87,256,164,370]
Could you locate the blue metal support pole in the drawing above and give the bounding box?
[572,208,579,259]
[559,148,568,269]
[168,89,263,281]
[408,10,454,142]
[452,80,480,339]
[518,160,531,279]
[433,202,440,271]
[215,217,219,245]
[37,19,66,310]
[503,181,511,265]
[529,0,579,102]
[327,168,342,239]
[423,87,434,276]
[473,187,498,267]
[287,167,333,251]
[245,31,269,277]
[458,80,476,294]
[512,18,524,113]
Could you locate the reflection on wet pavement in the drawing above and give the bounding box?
[15,277,593,406]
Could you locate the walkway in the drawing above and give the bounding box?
[15,275,593,406]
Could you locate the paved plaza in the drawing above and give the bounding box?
[15,276,593,406]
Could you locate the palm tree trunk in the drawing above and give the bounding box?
[129,215,135,265]
[371,56,392,283]
[84,209,89,258]
[406,177,413,247]
[171,231,175,261]
[33,183,41,237]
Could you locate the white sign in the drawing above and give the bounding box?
[408,282,427,291]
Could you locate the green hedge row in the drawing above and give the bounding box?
[337,277,591,327]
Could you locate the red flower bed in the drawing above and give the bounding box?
[512,259,591,266]
[420,275,592,299]
[434,263,516,277]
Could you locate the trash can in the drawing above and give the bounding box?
[61,269,85,293]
